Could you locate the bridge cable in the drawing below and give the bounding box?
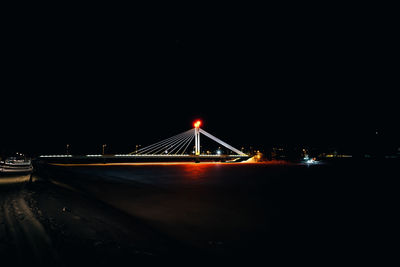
[181,134,195,155]
[199,128,246,156]
[137,130,191,154]
[152,131,192,155]
[147,133,190,155]
[169,134,193,155]
[134,129,191,154]
[175,134,194,155]
[135,129,193,154]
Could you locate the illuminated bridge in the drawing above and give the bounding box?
[39,120,251,163]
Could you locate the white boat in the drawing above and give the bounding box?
[0,156,33,173]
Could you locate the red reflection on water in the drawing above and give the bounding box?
[180,163,222,179]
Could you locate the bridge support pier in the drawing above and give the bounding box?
[195,126,200,155]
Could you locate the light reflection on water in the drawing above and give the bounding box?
[180,163,223,180]
[64,162,287,187]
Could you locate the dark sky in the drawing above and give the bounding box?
[1,5,398,155]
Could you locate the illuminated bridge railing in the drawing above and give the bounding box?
[39,155,73,158]
[115,154,248,157]
[39,154,249,158]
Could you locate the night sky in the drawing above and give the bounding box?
[1,5,398,155]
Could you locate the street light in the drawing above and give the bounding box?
[102,144,107,155]
[66,144,70,155]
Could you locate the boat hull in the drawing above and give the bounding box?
[0,165,33,173]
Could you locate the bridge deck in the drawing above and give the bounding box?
[38,154,251,163]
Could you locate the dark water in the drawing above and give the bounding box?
[38,160,398,263]
[65,162,284,186]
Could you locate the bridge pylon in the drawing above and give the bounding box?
[194,120,201,155]
[129,120,248,160]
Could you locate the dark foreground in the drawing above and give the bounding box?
[1,160,398,265]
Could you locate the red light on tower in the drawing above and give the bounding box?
[194,120,202,128]
[194,120,201,155]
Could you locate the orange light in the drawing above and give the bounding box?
[194,120,202,128]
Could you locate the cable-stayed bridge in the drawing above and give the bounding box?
[125,120,249,162]
[39,121,251,163]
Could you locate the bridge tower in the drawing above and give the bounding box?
[194,120,201,155]
[129,119,248,160]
